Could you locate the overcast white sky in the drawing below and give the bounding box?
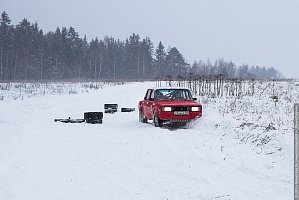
[2,0,299,78]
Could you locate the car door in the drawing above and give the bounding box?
[143,89,154,119]
[147,89,156,119]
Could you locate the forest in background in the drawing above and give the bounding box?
[0,11,283,82]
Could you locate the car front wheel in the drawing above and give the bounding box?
[153,111,163,127]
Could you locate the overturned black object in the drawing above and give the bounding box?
[84,112,103,124]
[121,108,135,112]
[104,104,118,113]
[54,117,85,123]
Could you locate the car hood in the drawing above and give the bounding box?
[154,100,201,107]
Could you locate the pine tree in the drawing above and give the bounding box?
[166,47,187,76]
[140,37,153,78]
[0,11,13,80]
[154,41,167,77]
[126,33,140,78]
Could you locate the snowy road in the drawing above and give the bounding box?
[0,82,293,199]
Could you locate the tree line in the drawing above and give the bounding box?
[190,59,282,79]
[0,11,282,82]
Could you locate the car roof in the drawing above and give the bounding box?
[149,87,191,90]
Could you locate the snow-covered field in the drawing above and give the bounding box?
[0,80,297,200]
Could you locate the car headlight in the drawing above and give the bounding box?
[162,107,172,112]
[191,107,201,112]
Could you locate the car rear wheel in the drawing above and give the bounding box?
[139,109,148,123]
[153,111,163,127]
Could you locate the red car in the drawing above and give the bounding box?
[138,88,202,127]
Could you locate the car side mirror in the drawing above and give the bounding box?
[193,98,197,101]
[149,97,154,101]
[144,97,146,100]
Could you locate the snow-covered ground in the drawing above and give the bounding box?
[0,80,297,200]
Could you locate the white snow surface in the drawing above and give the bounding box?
[0,81,296,200]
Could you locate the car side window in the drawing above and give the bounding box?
[145,89,152,100]
[150,90,155,100]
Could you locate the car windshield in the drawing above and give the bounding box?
[156,89,193,100]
